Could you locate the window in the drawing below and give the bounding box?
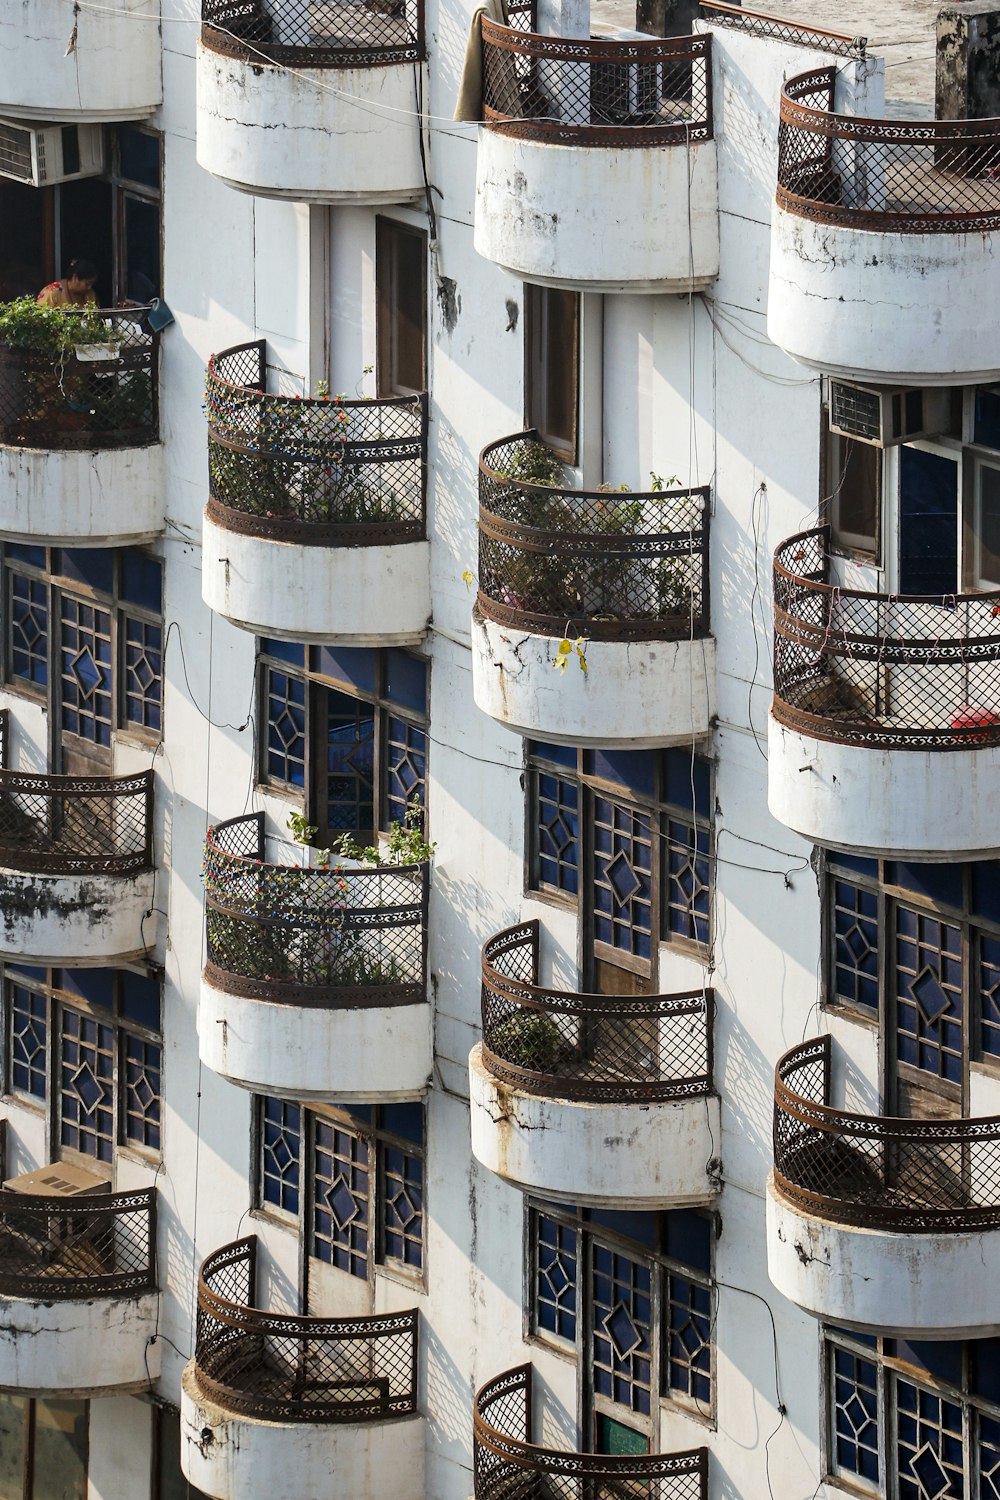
[822,419,882,558]
[528,743,713,960]
[971,455,1000,587]
[826,1326,1000,1499]
[525,284,579,463]
[1,545,163,749]
[5,965,162,1162]
[258,642,428,845]
[529,1202,715,1428]
[0,1394,88,1500]
[256,1096,425,1280]
[376,218,427,397]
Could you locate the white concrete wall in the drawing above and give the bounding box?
[0,0,162,120]
[0,445,165,546]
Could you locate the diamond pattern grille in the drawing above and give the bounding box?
[773,526,1000,750]
[202,0,424,67]
[195,1237,419,1423]
[478,433,710,641]
[480,920,713,1103]
[0,769,153,874]
[0,1187,156,1299]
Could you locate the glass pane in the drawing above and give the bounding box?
[123,196,160,302]
[121,552,162,612]
[978,462,1000,586]
[384,649,427,714]
[0,1393,26,1500]
[117,128,160,191]
[32,1400,88,1500]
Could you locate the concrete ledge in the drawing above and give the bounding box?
[0,1291,160,1396]
[180,1363,425,1500]
[472,609,715,747]
[199,972,433,1101]
[469,1044,720,1208]
[0,867,154,964]
[202,514,431,646]
[0,444,164,545]
[767,714,1000,859]
[766,1175,1000,1338]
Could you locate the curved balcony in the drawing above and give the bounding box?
[767,1038,1000,1337]
[768,69,1000,384]
[197,0,426,201]
[0,768,154,962]
[470,921,719,1207]
[200,813,431,1100]
[202,342,429,644]
[0,0,161,119]
[0,310,162,544]
[471,433,715,746]
[0,1186,159,1395]
[182,1238,422,1500]
[474,24,717,291]
[769,527,1000,857]
[474,1365,708,1500]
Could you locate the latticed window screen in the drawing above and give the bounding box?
[530,1202,715,1422]
[4,966,161,1159]
[527,743,713,955]
[1,545,163,740]
[826,1329,1000,1499]
[826,854,1000,1073]
[313,1119,371,1277]
[261,1097,302,1215]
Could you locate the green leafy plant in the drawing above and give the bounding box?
[334,797,436,867]
[491,1011,565,1071]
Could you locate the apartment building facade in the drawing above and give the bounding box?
[0,0,998,1496]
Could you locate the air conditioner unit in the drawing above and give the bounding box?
[0,119,104,187]
[590,28,661,125]
[828,380,949,448]
[3,1161,111,1197]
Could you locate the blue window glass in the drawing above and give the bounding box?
[887,862,963,912]
[121,553,162,612]
[60,596,113,745]
[664,816,710,947]
[535,771,579,895]
[590,1208,657,1249]
[833,879,880,1012]
[57,548,114,596]
[123,616,162,732]
[312,1118,370,1278]
[972,863,1000,926]
[980,1415,1000,1500]
[528,739,577,770]
[9,572,48,687]
[586,749,656,799]
[261,638,305,668]
[384,650,427,715]
[535,1213,577,1342]
[265,669,306,788]
[313,646,377,696]
[831,1345,880,1484]
[666,1275,712,1405]
[120,971,160,1031]
[593,797,653,959]
[828,851,880,880]
[60,1009,115,1162]
[980,934,1000,1061]
[7,544,44,568]
[894,907,964,1083]
[385,716,426,830]
[895,1341,963,1388]
[261,1097,301,1215]
[664,1209,712,1275]
[591,1243,652,1416]
[976,390,1000,451]
[60,969,114,1010]
[972,1340,1000,1405]
[381,1102,423,1146]
[124,1034,161,1151]
[383,1144,423,1268]
[895,1376,964,1500]
[10,984,47,1099]
[324,691,375,835]
[663,749,711,817]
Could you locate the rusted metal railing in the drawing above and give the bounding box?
[481,920,713,1103]
[203,813,428,1007]
[778,69,1000,233]
[0,308,158,450]
[480,20,712,145]
[772,526,1000,750]
[201,0,424,65]
[478,432,710,641]
[700,2,865,59]
[205,342,427,547]
[774,1038,1000,1232]
[474,1365,708,1500]
[0,769,154,874]
[0,1187,156,1299]
[195,1237,419,1422]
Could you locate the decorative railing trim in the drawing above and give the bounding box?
[0,1186,156,1300]
[0,768,154,875]
[700,2,865,59]
[201,0,425,66]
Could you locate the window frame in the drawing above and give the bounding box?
[375,216,428,399]
[821,410,884,563]
[524,283,580,465]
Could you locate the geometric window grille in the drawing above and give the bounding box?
[383,1142,424,1269]
[265,668,306,789]
[535,1211,578,1342]
[123,1032,161,1151]
[9,572,48,688]
[123,615,163,733]
[60,597,114,746]
[833,878,880,1013]
[261,1097,302,1216]
[312,1118,371,1278]
[10,983,47,1099]
[385,714,426,831]
[536,771,579,895]
[894,908,964,1086]
[666,1272,713,1406]
[664,815,711,947]
[593,797,653,961]
[591,1242,653,1416]
[60,1009,116,1162]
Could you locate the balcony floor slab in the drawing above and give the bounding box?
[0,867,154,964]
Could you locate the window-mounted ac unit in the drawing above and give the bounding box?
[590,28,661,125]
[0,119,104,187]
[3,1161,111,1198]
[828,380,948,448]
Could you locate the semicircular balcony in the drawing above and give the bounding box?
[474,24,718,292]
[768,69,1000,385]
[0,0,161,119]
[767,1037,1000,1338]
[0,764,154,963]
[200,813,431,1100]
[474,1365,708,1499]
[469,920,719,1208]
[197,0,427,201]
[0,309,163,544]
[471,433,715,746]
[768,526,1000,858]
[182,1237,423,1500]
[202,342,430,645]
[0,1183,159,1395]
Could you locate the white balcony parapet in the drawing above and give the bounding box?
[0,0,161,119]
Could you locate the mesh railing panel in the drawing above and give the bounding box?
[0,1187,156,1299]
[773,1038,1000,1232]
[195,1237,419,1423]
[201,0,424,64]
[700,1,865,59]
[772,526,1000,750]
[205,343,427,546]
[0,309,158,450]
[778,71,1000,233]
[0,769,153,874]
[203,814,427,1007]
[478,433,710,641]
[481,921,713,1103]
[0,710,8,772]
[474,1365,709,1500]
[480,20,712,146]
